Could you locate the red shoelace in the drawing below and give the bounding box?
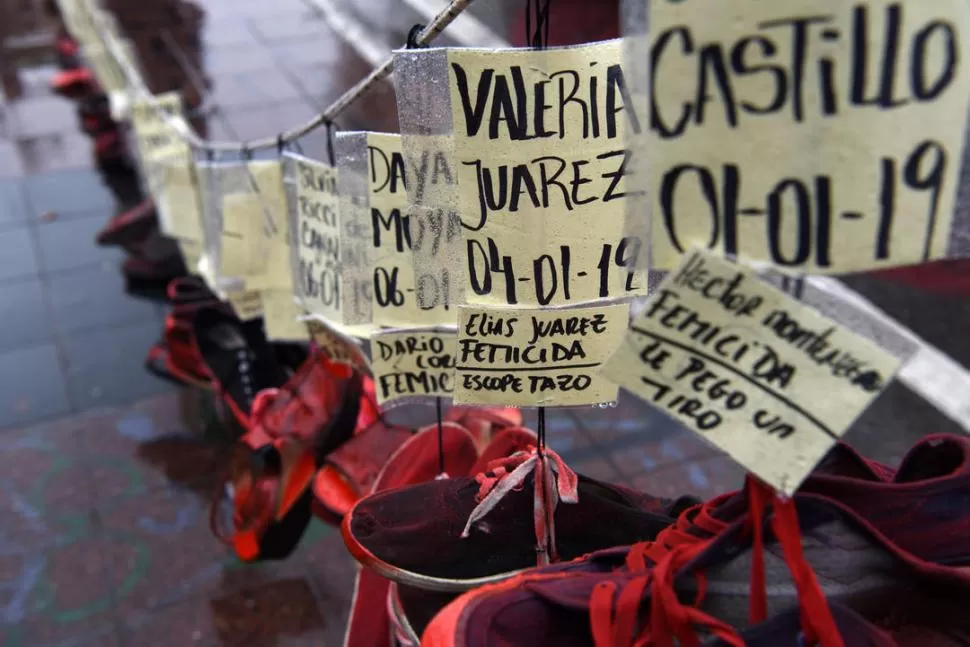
[461,446,578,565]
[590,478,845,647]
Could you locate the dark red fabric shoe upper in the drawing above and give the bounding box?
[344,462,677,587]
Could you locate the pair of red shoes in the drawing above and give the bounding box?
[340,432,970,646]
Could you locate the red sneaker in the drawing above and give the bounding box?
[444,406,523,451]
[51,68,94,99]
[193,308,286,429]
[313,420,414,523]
[96,199,158,247]
[424,435,970,647]
[343,422,481,647]
[425,488,970,647]
[341,434,679,592]
[212,351,364,561]
[874,259,970,297]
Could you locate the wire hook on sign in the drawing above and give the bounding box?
[407,24,428,49]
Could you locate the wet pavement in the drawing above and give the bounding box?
[1,0,970,645]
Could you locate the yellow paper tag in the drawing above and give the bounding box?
[307,320,372,374]
[601,249,901,495]
[220,195,271,280]
[647,0,970,273]
[218,162,289,288]
[445,42,648,307]
[368,133,453,327]
[84,45,126,93]
[293,157,348,321]
[261,290,310,342]
[454,303,627,407]
[371,330,457,405]
[243,162,292,292]
[226,290,263,321]
[164,160,205,243]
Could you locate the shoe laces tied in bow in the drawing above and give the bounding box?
[460,446,578,565]
[590,478,845,647]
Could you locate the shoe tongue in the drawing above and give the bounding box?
[894,434,969,483]
[813,442,890,481]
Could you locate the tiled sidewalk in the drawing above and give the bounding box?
[0,390,747,647]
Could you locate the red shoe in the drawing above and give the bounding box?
[144,278,226,389]
[425,486,970,647]
[444,406,523,451]
[193,308,287,429]
[51,68,94,99]
[313,420,414,523]
[874,259,970,297]
[342,422,480,647]
[97,199,158,247]
[123,254,187,299]
[341,430,679,592]
[424,435,970,647]
[93,130,129,164]
[212,351,364,561]
[54,33,80,68]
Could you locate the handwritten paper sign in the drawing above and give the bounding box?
[371,329,456,405]
[368,133,452,327]
[443,42,648,307]
[219,162,288,288]
[289,155,367,326]
[601,249,901,494]
[647,0,970,273]
[159,158,205,245]
[307,319,371,375]
[454,303,627,407]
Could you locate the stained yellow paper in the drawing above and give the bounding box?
[219,162,288,289]
[454,303,627,407]
[647,0,970,273]
[226,290,263,321]
[307,320,372,375]
[601,249,901,495]
[220,195,271,279]
[371,330,456,405]
[84,45,126,93]
[293,157,346,322]
[368,133,452,327]
[261,290,310,342]
[163,159,205,243]
[446,42,648,307]
[240,163,292,292]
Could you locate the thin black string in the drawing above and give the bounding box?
[436,397,445,475]
[525,0,554,49]
[537,406,546,452]
[325,121,336,167]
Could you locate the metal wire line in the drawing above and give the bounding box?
[89,0,478,153]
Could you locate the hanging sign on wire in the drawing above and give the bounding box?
[454,302,628,407]
[367,133,453,327]
[370,328,456,405]
[600,248,902,495]
[395,39,648,308]
[644,0,970,273]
